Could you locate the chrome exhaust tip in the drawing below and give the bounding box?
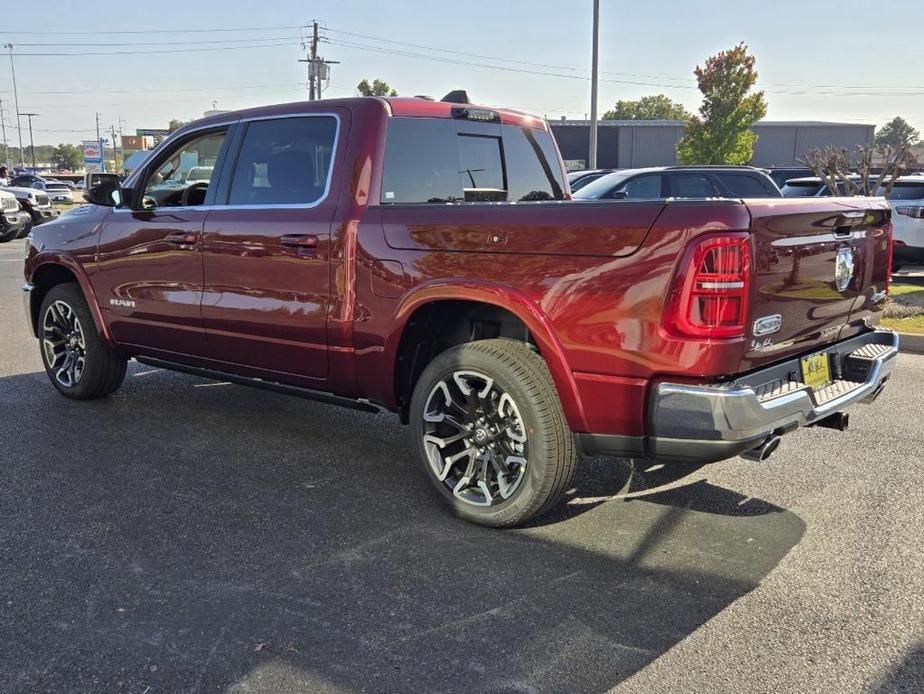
[740,435,781,462]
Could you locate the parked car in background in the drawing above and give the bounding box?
[780,176,862,198]
[573,165,781,200]
[882,175,924,270]
[0,185,60,227]
[9,175,76,203]
[567,168,614,192]
[22,96,897,526]
[0,189,31,242]
[766,167,814,189]
[44,181,75,204]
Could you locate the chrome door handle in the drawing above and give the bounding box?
[165,231,198,246]
[281,234,319,256]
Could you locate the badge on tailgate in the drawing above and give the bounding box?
[800,353,832,390]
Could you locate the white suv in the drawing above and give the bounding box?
[885,175,924,271]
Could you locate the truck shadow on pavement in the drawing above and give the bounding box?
[0,364,806,694]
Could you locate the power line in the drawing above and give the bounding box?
[0,24,305,35]
[12,35,303,47]
[14,41,298,57]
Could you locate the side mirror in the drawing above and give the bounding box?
[83,173,122,207]
[611,190,629,199]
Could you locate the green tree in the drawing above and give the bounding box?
[167,119,188,133]
[357,79,397,97]
[875,116,921,148]
[676,43,768,165]
[603,94,691,121]
[51,143,83,170]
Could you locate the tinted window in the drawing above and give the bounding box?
[228,116,336,206]
[670,174,714,198]
[569,172,604,191]
[502,127,564,201]
[715,173,776,197]
[618,174,662,199]
[381,118,460,203]
[880,182,924,200]
[458,135,505,201]
[781,182,823,198]
[381,117,566,204]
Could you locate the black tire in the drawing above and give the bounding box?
[410,338,576,527]
[38,283,127,400]
[0,224,17,243]
[17,216,33,239]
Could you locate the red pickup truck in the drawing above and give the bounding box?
[22,96,898,526]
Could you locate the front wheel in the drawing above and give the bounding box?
[38,283,127,399]
[410,339,576,527]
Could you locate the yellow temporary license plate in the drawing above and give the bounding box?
[801,353,832,390]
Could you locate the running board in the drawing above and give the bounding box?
[134,357,380,414]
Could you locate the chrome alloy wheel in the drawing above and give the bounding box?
[422,370,528,507]
[42,300,86,388]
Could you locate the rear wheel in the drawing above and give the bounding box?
[38,283,127,399]
[410,339,576,527]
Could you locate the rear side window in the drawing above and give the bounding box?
[380,117,565,204]
[715,173,776,197]
[669,174,715,198]
[881,182,924,200]
[227,116,337,206]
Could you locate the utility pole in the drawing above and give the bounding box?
[19,112,37,171]
[588,0,600,169]
[95,111,104,172]
[298,21,338,101]
[310,21,318,100]
[110,124,119,172]
[5,44,25,169]
[0,97,9,167]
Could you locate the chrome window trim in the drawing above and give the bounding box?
[119,112,341,214]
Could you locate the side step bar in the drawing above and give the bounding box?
[134,357,381,414]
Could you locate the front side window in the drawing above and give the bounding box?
[143,130,227,208]
[227,116,337,206]
[617,174,663,199]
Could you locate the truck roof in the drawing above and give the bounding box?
[182,96,548,134]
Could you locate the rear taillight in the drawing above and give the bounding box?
[664,233,751,339]
[894,206,924,218]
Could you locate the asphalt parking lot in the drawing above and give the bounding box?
[0,239,922,693]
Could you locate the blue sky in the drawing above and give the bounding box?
[2,0,923,146]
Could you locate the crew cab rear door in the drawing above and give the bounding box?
[200,112,343,382]
[742,198,891,368]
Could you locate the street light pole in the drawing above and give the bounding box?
[4,44,25,169]
[20,113,38,171]
[588,0,600,170]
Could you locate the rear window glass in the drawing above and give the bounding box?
[715,173,774,197]
[380,117,564,204]
[880,182,924,200]
[781,182,822,197]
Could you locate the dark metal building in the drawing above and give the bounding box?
[549,119,874,170]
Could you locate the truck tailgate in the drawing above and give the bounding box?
[743,197,891,367]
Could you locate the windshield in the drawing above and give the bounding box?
[781,181,823,197]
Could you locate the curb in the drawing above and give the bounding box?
[897,332,924,355]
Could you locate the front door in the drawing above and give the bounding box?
[92,127,230,357]
[200,114,340,381]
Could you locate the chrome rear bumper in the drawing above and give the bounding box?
[647,330,898,463]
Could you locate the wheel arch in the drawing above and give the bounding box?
[385,281,588,431]
[28,257,112,345]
